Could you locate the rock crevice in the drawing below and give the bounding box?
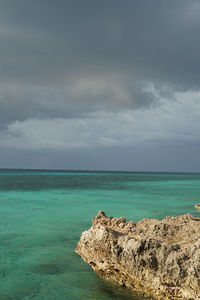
[76,211,200,300]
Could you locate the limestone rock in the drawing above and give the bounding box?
[76,211,200,300]
[195,204,200,211]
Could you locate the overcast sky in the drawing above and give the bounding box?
[0,0,200,171]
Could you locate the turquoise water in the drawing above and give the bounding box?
[0,170,200,300]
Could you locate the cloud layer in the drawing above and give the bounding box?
[1,87,200,151]
[0,0,200,170]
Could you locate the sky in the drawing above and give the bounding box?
[0,0,200,172]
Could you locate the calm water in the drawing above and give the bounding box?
[0,170,200,300]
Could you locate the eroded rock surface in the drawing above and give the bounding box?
[195,204,200,211]
[76,211,200,300]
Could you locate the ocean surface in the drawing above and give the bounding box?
[0,170,200,300]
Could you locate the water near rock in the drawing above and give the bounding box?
[76,211,200,300]
[0,170,200,299]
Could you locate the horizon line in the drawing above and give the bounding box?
[0,167,200,175]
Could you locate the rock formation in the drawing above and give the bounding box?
[195,204,200,211]
[76,211,200,300]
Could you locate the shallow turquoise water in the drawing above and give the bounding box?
[0,170,200,300]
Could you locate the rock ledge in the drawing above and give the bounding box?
[76,211,200,300]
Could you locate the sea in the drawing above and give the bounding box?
[0,169,200,300]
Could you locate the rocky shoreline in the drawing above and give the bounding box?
[76,211,200,300]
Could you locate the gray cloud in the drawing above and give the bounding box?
[1,0,200,86]
[0,77,157,126]
[0,0,200,170]
[0,88,200,150]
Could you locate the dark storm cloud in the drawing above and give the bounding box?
[0,79,157,127]
[1,0,200,171]
[1,0,200,126]
[0,0,199,85]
